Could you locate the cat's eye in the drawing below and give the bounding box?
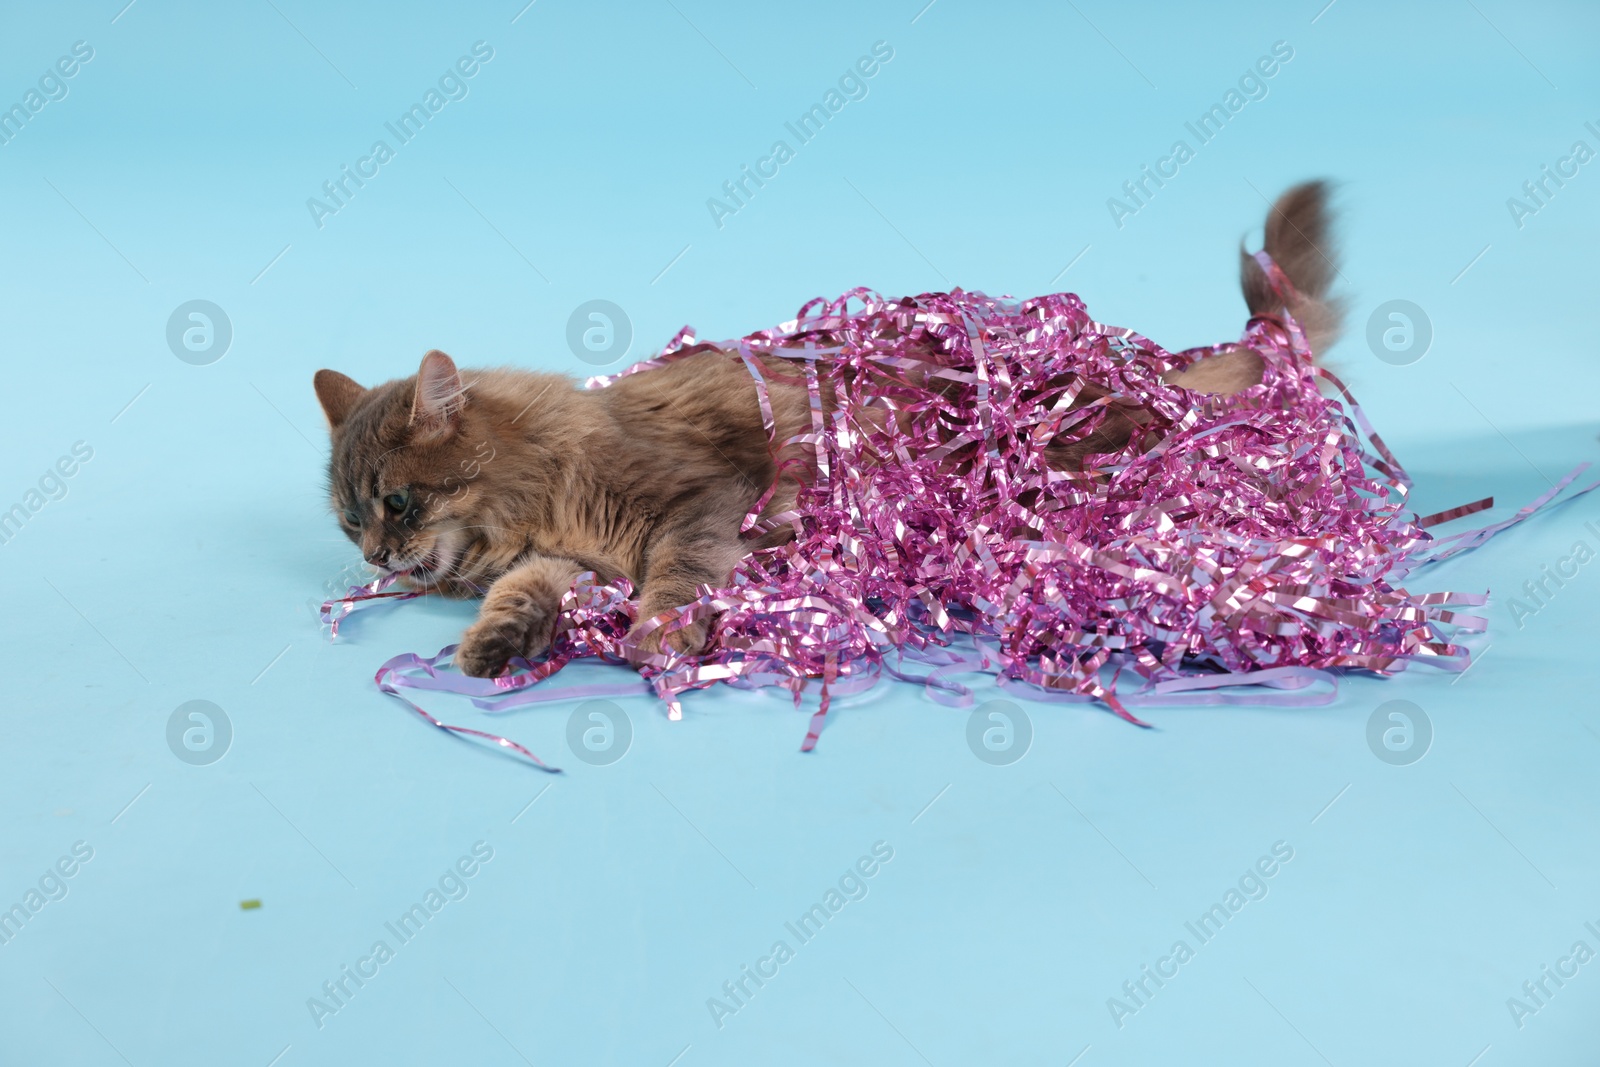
[384,489,411,514]
[341,509,360,527]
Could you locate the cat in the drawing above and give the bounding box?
[313,181,1342,678]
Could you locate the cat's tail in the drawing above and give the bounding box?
[1240,180,1344,358]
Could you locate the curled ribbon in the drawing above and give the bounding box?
[319,278,1600,766]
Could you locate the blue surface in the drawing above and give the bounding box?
[3,1,1598,1064]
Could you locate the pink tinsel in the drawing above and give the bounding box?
[328,281,1597,767]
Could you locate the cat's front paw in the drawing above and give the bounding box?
[456,604,555,677]
[627,617,710,660]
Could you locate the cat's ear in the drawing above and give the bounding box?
[409,350,464,441]
[313,369,366,430]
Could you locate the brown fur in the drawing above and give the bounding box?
[313,182,1343,676]
[1242,179,1344,356]
[315,347,818,674]
[1165,180,1343,395]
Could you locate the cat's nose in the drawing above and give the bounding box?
[364,548,390,567]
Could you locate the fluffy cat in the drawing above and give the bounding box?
[314,181,1342,677]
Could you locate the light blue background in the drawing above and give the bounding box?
[2,1,1598,1064]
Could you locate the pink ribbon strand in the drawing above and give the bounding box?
[320,281,1597,766]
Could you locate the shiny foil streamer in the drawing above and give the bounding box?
[322,268,1600,767]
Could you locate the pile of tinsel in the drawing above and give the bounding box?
[324,280,1593,769]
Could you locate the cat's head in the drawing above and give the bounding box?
[313,350,483,589]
